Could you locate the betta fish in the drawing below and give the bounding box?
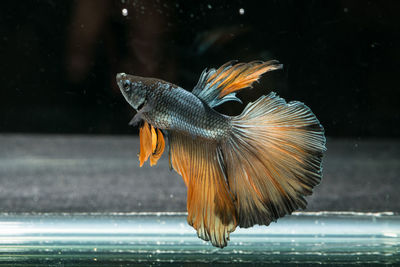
[116,60,326,248]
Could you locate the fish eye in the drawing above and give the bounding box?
[123,80,131,91]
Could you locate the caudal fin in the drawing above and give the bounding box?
[222,92,326,227]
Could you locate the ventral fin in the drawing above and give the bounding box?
[192,60,282,108]
[138,121,165,167]
[139,121,152,167]
[150,128,165,166]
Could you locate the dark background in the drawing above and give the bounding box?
[1,0,399,137]
[0,1,399,214]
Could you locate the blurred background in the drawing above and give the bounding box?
[1,0,399,136]
[0,0,399,212]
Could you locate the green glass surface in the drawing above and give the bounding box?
[0,212,399,266]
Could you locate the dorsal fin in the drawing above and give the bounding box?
[192,60,282,108]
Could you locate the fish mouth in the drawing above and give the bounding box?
[116,73,126,87]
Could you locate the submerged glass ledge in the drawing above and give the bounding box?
[0,212,399,266]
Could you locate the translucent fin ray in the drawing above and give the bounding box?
[139,121,152,167]
[139,122,165,167]
[150,128,165,166]
[169,131,237,248]
[192,60,282,108]
[223,92,326,228]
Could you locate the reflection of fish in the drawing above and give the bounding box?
[193,25,250,54]
[116,60,326,248]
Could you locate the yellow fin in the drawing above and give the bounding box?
[151,125,157,153]
[139,121,152,167]
[150,128,165,166]
[139,122,165,167]
[192,60,282,108]
[209,61,282,98]
[169,132,237,248]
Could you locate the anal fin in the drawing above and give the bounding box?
[169,131,237,248]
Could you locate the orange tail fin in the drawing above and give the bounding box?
[223,92,326,227]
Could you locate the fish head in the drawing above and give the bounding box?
[116,73,147,110]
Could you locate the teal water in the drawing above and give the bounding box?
[0,212,399,266]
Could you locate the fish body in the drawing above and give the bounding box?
[117,74,230,140]
[116,61,326,248]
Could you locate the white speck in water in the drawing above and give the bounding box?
[169,194,174,198]
[207,4,212,9]
[138,201,142,207]
[239,8,245,15]
[344,7,348,13]
[122,8,128,16]
[121,0,125,3]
